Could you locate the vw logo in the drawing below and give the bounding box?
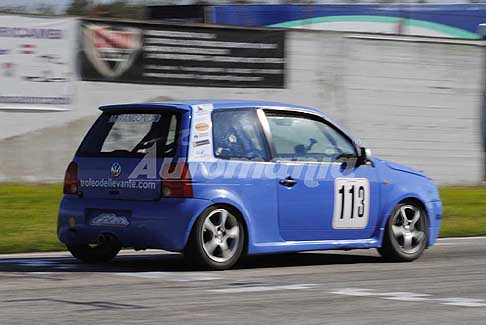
[111,162,122,177]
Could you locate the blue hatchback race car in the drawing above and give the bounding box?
[58,100,442,270]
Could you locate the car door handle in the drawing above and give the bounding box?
[279,177,297,187]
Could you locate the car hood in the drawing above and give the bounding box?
[372,158,428,178]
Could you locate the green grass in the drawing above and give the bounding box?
[0,184,65,254]
[0,184,485,254]
[439,187,486,237]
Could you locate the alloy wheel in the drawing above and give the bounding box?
[201,208,241,263]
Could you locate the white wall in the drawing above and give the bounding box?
[0,30,483,184]
[340,35,484,185]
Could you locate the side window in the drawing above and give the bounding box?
[265,112,356,162]
[212,109,268,160]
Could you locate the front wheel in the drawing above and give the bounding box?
[185,207,245,270]
[378,202,428,262]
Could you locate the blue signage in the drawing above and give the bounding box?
[210,4,486,39]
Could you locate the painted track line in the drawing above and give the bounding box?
[436,236,486,245]
[114,272,223,282]
[437,236,486,241]
[207,284,318,293]
[330,288,486,308]
[0,237,484,259]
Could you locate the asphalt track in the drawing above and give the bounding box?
[0,237,485,325]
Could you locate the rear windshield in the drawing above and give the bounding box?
[77,111,179,157]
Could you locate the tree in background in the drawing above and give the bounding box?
[66,0,92,16]
[0,5,27,14]
[64,0,145,19]
[35,3,57,16]
[89,0,145,19]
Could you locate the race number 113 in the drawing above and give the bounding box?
[332,178,370,229]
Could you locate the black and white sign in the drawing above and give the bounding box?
[80,19,285,88]
[332,178,370,229]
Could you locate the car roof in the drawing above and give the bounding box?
[98,100,359,144]
[99,99,322,115]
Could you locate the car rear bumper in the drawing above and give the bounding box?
[57,195,211,252]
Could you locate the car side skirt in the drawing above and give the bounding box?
[248,229,385,254]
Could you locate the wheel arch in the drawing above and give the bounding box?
[184,201,251,254]
[399,197,427,215]
[211,203,249,254]
[380,194,431,247]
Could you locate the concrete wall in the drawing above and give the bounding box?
[341,35,484,185]
[0,30,483,185]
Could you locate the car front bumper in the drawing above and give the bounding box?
[426,199,442,246]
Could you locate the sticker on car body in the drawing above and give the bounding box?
[195,122,209,131]
[332,178,370,229]
[90,213,129,227]
[189,103,214,161]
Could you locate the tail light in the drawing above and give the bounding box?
[63,161,79,195]
[161,162,193,198]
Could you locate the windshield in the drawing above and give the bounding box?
[77,111,179,157]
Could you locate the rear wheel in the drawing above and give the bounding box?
[185,207,245,270]
[67,239,121,264]
[378,202,428,262]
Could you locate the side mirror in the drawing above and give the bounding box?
[338,147,371,169]
[359,147,372,165]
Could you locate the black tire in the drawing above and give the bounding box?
[185,206,245,270]
[67,240,121,264]
[378,202,428,262]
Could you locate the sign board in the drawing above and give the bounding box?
[0,16,76,111]
[80,19,285,88]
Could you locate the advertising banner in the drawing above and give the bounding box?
[80,19,285,88]
[210,4,485,39]
[0,15,76,111]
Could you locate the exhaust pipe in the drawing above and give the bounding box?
[97,233,116,245]
[97,234,107,245]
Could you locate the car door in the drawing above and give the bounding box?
[261,109,380,241]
